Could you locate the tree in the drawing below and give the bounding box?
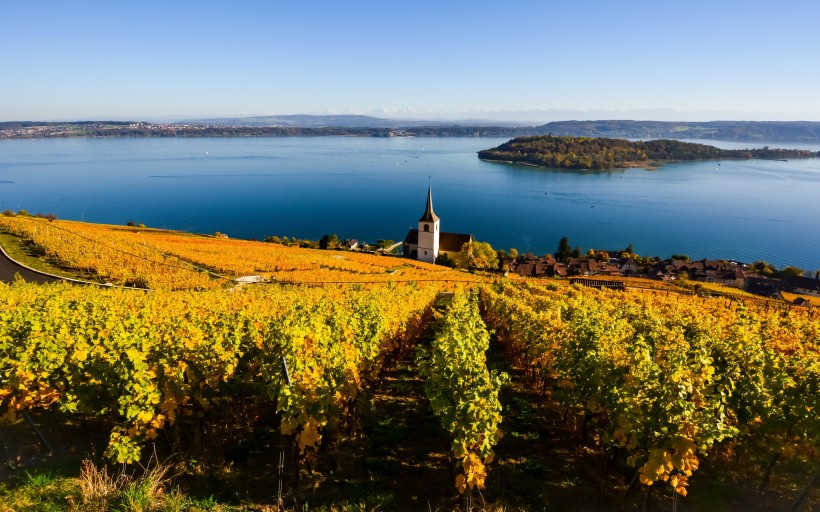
[556,236,572,262]
[751,260,776,276]
[624,243,635,255]
[778,266,805,278]
[571,246,582,258]
[671,254,690,261]
[453,240,499,271]
[435,252,455,268]
[509,248,519,259]
[319,234,340,250]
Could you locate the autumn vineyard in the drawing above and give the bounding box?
[0,215,818,511]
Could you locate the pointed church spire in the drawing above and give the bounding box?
[419,182,440,223]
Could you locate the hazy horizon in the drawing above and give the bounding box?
[7,109,820,125]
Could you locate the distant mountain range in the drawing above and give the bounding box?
[3,117,820,143]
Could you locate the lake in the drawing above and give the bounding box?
[1,136,819,270]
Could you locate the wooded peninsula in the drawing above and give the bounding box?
[477,135,820,170]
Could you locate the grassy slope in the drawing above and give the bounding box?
[0,231,95,282]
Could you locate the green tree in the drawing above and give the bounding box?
[571,246,582,258]
[556,236,572,262]
[435,252,455,268]
[509,248,519,259]
[319,234,340,250]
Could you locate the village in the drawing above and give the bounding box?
[396,185,819,306]
[508,251,820,305]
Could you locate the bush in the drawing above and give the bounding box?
[125,276,151,289]
[435,252,455,267]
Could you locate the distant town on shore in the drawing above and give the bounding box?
[4,117,820,142]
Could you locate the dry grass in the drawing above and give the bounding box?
[76,459,127,511]
[69,453,174,512]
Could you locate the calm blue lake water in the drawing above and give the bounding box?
[1,136,819,270]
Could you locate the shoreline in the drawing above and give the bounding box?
[479,156,662,171]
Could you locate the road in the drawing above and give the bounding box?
[381,241,403,254]
[0,244,61,284]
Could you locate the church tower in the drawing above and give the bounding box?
[417,185,440,263]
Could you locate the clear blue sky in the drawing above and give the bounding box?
[2,0,819,122]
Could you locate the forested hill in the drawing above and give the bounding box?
[478,136,820,170]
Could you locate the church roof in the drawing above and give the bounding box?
[419,185,440,223]
[404,229,471,253]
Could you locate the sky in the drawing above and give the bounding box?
[2,0,820,122]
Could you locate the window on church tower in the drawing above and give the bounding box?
[424,224,429,232]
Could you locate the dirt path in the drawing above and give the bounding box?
[483,338,625,511]
[307,338,458,511]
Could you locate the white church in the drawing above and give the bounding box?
[403,185,472,264]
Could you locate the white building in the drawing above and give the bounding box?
[403,185,471,264]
